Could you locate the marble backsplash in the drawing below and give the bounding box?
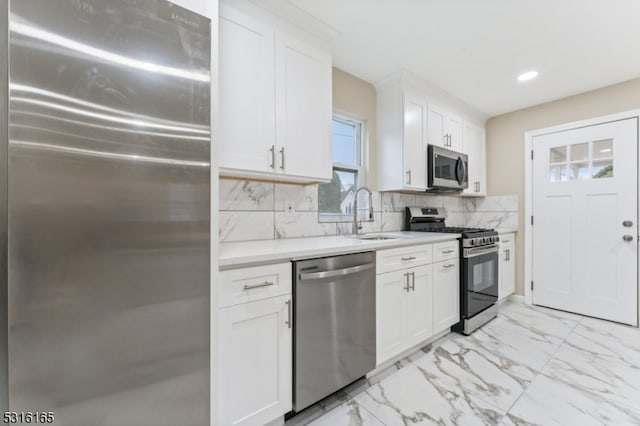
[219,178,518,242]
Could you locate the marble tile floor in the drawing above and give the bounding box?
[286,301,640,426]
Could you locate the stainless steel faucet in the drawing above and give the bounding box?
[352,186,374,235]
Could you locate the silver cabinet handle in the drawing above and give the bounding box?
[298,263,374,280]
[443,264,456,269]
[279,147,285,170]
[506,249,510,261]
[403,272,409,292]
[243,281,275,290]
[623,235,634,242]
[285,300,292,329]
[410,271,415,291]
[502,239,510,243]
[442,249,454,254]
[406,169,412,185]
[269,145,275,169]
[623,220,634,227]
[401,256,416,261]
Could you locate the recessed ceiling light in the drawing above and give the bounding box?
[517,71,539,82]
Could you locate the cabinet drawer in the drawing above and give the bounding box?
[499,233,515,246]
[376,244,432,274]
[432,240,459,262]
[219,262,292,308]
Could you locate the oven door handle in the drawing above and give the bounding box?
[464,245,499,258]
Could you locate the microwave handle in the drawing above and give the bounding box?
[455,156,467,185]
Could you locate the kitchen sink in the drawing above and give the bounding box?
[353,233,406,240]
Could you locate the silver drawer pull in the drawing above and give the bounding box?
[443,264,456,269]
[442,250,455,254]
[243,281,275,290]
[401,256,417,261]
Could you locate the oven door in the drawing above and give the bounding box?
[462,245,499,318]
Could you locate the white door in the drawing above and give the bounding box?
[532,118,638,325]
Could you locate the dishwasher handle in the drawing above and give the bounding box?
[298,262,374,281]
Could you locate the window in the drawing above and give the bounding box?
[318,115,365,221]
[549,139,614,183]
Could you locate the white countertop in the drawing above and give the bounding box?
[219,232,460,269]
[496,228,518,235]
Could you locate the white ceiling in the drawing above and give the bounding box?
[281,0,640,117]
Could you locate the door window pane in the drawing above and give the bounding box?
[592,160,613,179]
[593,139,613,160]
[570,143,589,162]
[550,146,566,164]
[569,162,590,180]
[549,165,568,182]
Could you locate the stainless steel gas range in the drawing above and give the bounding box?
[406,207,499,334]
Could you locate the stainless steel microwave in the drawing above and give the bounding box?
[427,144,468,192]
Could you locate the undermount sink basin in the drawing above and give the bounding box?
[358,235,396,240]
[353,233,406,241]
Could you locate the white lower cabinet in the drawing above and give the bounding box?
[377,265,433,365]
[499,233,516,300]
[218,263,292,426]
[433,258,460,334]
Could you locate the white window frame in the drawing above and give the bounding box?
[318,113,366,222]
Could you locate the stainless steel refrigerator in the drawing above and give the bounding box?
[0,1,211,424]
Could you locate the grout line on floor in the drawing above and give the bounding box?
[502,310,584,419]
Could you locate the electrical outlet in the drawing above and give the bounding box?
[284,200,295,216]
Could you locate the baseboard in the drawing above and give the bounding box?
[508,294,525,304]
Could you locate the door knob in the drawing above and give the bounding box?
[623,220,633,227]
[623,235,634,242]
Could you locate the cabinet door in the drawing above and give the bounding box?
[404,264,434,347]
[376,270,407,365]
[498,236,516,299]
[462,122,486,196]
[428,105,447,148]
[447,114,463,152]
[218,295,292,426]
[433,259,460,334]
[403,93,427,190]
[219,7,276,174]
[275,32,332,181]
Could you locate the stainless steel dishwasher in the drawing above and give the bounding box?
[292,251,376,413]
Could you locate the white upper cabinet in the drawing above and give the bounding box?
[403,93,428,190]
[376,72,486,193]
[219,8,275,175]
[377,84,427,191]
[275,32,332,180]
[218,3,332,183]
[428,104,463,152]
[462,121,487,196]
